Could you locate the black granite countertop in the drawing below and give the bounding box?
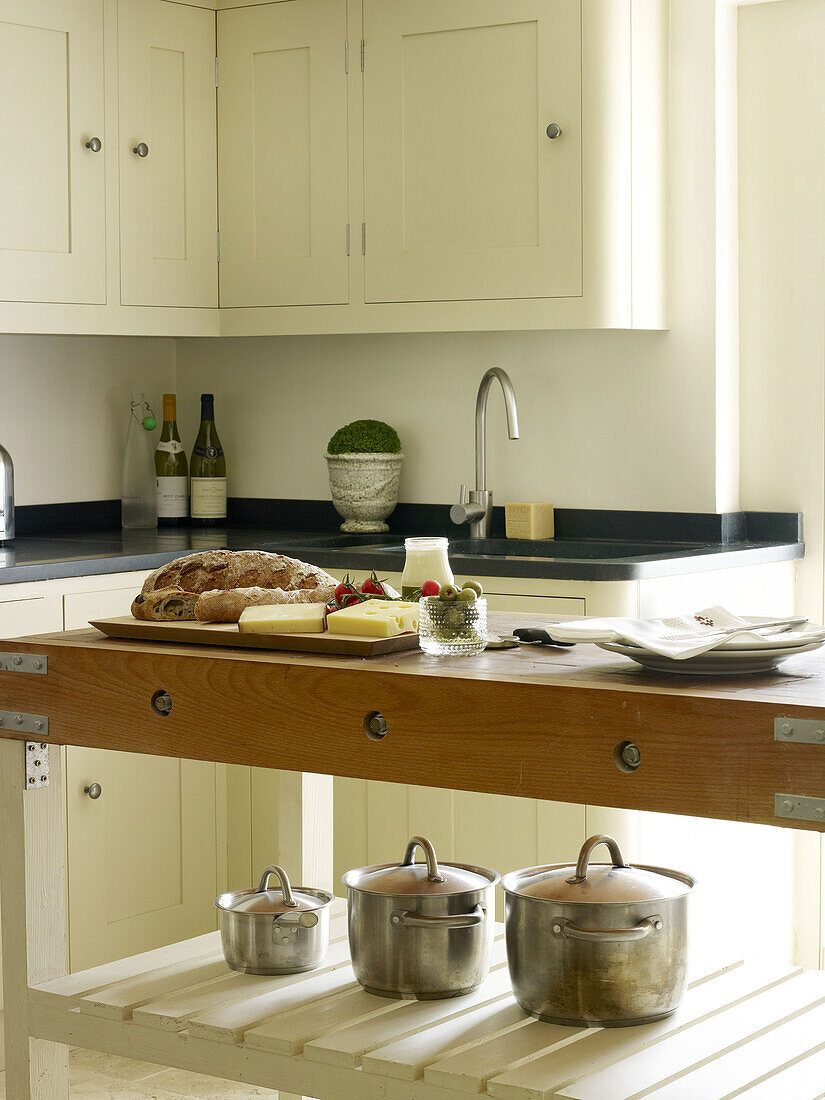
[0,502,805,585]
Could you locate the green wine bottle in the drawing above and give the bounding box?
[190,393,227,526]
[155,394,188,527]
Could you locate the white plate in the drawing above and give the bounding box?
[597,638,825,675]
[615,624,825,653]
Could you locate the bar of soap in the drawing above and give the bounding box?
[238,603,326,633]
[327,599,419,637]
[505,502,555,540]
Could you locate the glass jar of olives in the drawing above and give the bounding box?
[419,590,487,657]
[401,537,454,598]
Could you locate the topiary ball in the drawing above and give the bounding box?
[327,419,402,455]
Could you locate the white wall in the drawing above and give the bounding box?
[177,0,732,516]
[1,336,175,507]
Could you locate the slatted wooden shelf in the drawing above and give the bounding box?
[25,899,825,1099]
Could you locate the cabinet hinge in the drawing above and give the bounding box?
[216,231,221,263]
[361,38,365,72]
[346,223,351,256]
[215,56,219,88]
[345,40,349,74]
[361,222,366,255]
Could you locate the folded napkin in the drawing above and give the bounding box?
[546,606,825,660]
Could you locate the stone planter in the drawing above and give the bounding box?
[325,451,404,533]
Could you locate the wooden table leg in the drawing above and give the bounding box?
[259,770,333,1100]
[0,739,69,1098]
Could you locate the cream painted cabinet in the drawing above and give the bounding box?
[217,0,350,307]
[362,0,582,305]
[0,0,106,305]
[63,581,220,971]
[118,0,218,308]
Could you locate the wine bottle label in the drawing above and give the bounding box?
[190,477,227,518]
[156,476,188,519]
[156,439,184,455]
[193,444,223,460]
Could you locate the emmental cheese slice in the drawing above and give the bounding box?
[238,603,326,633]
[327,599,419,637]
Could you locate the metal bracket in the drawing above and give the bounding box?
[775,717,825,743]
[0,652,47,675]
[25,742,50,790]
[0,710,49,735]
[775,793,825,824]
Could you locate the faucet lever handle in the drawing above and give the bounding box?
[459,484,467,504]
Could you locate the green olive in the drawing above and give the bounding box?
[439,584,459,601]
[462,580,484,597]
[457,587,477,602]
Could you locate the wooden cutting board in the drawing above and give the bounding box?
[89,616,421,657]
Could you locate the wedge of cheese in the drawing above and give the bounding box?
[327,599,419,637]
[238,603,326,634]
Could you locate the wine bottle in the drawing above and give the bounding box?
[189,393,227,526]
[155,393,188,527]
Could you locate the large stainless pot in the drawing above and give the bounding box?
[502,834,695,1027]
[215,865,333,975]
[343,836,499,999]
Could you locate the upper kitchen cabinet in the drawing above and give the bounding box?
[118,0,218,308]
[0,0,106,305]
[362,0,582,306]
[217,0,350,307]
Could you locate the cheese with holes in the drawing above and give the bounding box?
[238,603,326,633]
[327,599,419,637]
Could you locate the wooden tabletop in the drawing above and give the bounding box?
[2,614,825,831]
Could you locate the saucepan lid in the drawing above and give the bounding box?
[215,864,334,915]
[342,836,499,896]
[502,834,694,905]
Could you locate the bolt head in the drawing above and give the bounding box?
[653,919,663,930]
[552,924,562,934]
[780,723,793,738]
[815,729,825,743]
[814,808,825,822]
[781,799,795,814]
[35,721,43,730]
[14,715,22,724]
[12,656,21,665]
[33,659,42,670]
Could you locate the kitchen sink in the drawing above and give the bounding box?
[354,538,701,560]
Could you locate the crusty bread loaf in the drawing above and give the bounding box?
[131,586,200,621]
[141,550,337,597]
[195,585,336,623]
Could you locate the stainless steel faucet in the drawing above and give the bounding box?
[0,443,13,542]
[450,367,519,538]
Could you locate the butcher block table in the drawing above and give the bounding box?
[3,613,825,1099]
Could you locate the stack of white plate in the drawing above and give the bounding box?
[597,617,825,675]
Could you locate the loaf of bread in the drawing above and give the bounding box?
[141,550,338,597]
[195,584,336,623]
[131,586,200,622]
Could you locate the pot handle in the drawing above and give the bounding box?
[257,865,299,908]
[554,915,664,942]
[401,835,445,884]
[390,904,485,929]
[566,833,629,885]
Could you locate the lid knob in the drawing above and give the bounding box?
[402,836,445,884]
[566,834,628,885]
[256,864,298,907]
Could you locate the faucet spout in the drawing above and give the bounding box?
[475,367,520,492]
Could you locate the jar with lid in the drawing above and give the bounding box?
[401,537,454,598]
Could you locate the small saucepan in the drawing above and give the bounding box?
[215,864,333,975]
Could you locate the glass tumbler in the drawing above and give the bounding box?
[419,596,487,657]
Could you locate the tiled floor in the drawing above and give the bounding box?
[0,1048,279,1098]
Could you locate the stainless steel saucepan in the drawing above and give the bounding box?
[502,834,695,1026]
[343,836,499,999]
[215,864,333,975]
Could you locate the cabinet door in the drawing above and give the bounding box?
[363,0,582,304]
[64,586,219,970]
[217,0,349,307]
[118,0,218,307]
[0,0,105,304]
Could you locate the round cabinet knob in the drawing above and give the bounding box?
[84,783,102,800]
[545,123,563,140]
[85,137,102,152]
[133,142,149,158]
